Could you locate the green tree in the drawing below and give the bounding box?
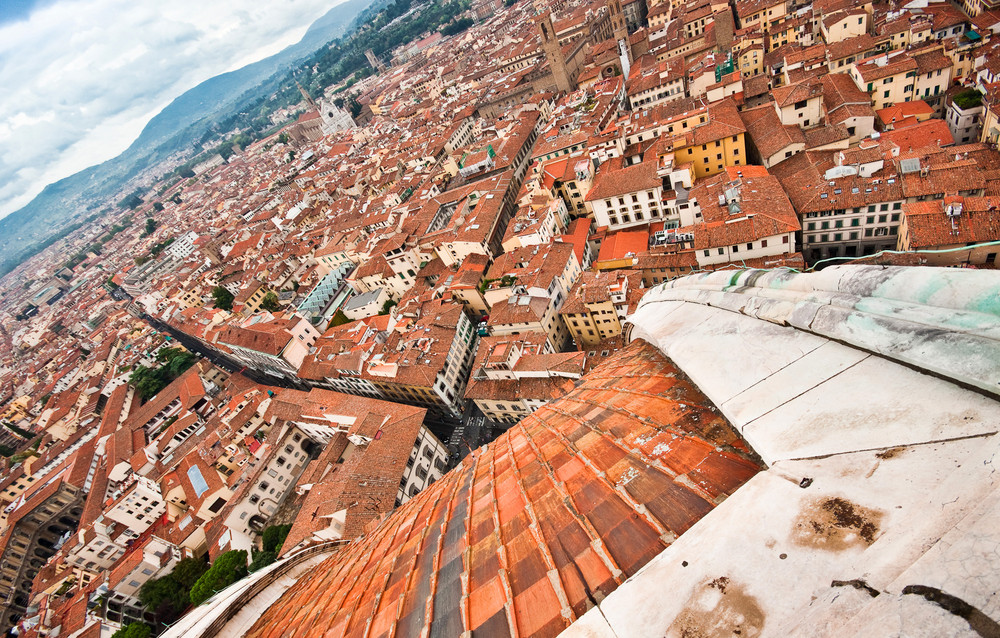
[129,349,198,401]
[248,550,278,573]
[260,291,281,312]
[120,192,144,210]
[149,238,174,256]
[171,556,210,588]
[5,421,35,439]
[178,166,195,179]
[212,286,234,311]
[139,556,207,623]
[328,309,351,328]
[152,202,164,212]
[129,366,166,401]
[379,299,397,315]
[440,17,474,36]
[190,550,248,606]
[110,623,151,638]
[143,217,157,237]
[262,524,292,553]
[138,577,188,622]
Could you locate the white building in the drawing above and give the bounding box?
[104,473,166,538]
[585,152,693,232]
[223,424,314,551]
[342,288,390,321]
[946,92,984,144]
[164,231,200,260]
[397,425,449,502]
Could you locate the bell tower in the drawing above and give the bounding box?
[607,0,632,75]
[534,11,575,94]
[296,80,319,111]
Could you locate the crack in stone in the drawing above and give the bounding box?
[831,579,881,598]
[902,585,1000,638]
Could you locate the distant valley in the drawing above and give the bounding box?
[0,0,375,277]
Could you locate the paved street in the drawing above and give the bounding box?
[448,403,508,464]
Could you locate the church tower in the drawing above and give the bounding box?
[296,80,319,112]
[607,0,632,76]
[365,48,387,73]
[534,11,575,93]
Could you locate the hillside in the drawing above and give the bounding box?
[0,0,374,277]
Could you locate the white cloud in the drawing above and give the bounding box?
[0,0,343,218]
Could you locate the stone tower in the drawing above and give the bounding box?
[365,48,387,73]
[296,80,319,111]
[534,11,575,93]
[607,0,632,75]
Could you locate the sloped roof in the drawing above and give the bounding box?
[566,266,1000,637]
[243,340,763,638]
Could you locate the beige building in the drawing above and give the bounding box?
[585,153,673,231]
[851,46,951,112]
[771,79,825,128]
[487,294,572,353]
[820,9,868,44]
[851,51,919,111]
[560,270,643,348]
[734,0,789,31]
[104,474,166,538]
[215,314,320,381]
[483,241,582,313]
[465,337,584,424]
[222,422,315,552]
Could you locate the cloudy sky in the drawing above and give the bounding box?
[0,0,344,219]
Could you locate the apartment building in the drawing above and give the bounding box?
[560,270,644,348]
[465,336,584,423]
[898,196,1000,266]
[851,46,952,112]
[681,166,801,268]
[215,314,320,381]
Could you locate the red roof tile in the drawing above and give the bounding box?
[244,340,763,638]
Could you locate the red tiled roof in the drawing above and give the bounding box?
[596,228,649,262]
[244,340,763,638]
[557,217,592,265]
[876,100,934,126]
[902,197,1000,248]
[881,119,954,151]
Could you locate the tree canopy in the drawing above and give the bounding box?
[190,550,248,606]
[328,309,351,329]
[111,623,151,638]
[128,348,198,401]
[212,286,235,311]
[249,524,292,572]
[262,524,292,553]
[120,191,144,210]
[440,17,474,36]
[139,556,208,624]
[260,291,281,312]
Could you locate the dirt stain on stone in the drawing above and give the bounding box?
[791,496,883,550]
[666,577,765,638]
[875,447,905,460]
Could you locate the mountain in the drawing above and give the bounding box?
[0,0,374,277]
[125,0,376,157]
